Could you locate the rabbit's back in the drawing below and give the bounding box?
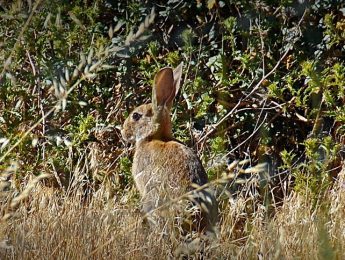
[133,139,208,196]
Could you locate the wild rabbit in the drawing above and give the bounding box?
[121,63,218,234]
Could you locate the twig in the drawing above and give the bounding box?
[0,0,43,81]
[197,98,244,144]
[224,113,268,157]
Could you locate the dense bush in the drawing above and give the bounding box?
[0,0,344,201]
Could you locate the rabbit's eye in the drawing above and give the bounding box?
[132,112,142,121]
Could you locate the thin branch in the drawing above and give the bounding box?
[224,113,268,157]
[0,0,43,81]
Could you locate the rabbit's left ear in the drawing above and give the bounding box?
[153,62,183,110]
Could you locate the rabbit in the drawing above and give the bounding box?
[121,63,218,234]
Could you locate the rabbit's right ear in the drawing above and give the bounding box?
[152,68,175,110]
[173,62,183,96]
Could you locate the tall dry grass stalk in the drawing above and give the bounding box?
[0,164,344,259]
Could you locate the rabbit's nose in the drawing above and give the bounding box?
[120,128,131,143]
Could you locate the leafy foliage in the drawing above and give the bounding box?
[0,0,344,201]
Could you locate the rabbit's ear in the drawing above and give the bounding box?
[173,62,183,96]
[152,67,175,109]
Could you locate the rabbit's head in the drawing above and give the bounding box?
[121,63,183,143]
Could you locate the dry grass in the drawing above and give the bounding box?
[1,165,344,259]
